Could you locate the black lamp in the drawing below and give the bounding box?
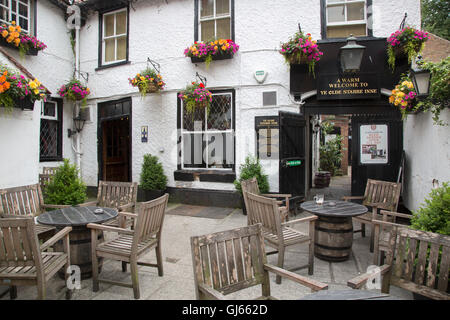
[410,55,431,99]
[339,35,366,73]
[68,115,86,138]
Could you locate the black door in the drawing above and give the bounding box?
[351,115,403,195]
[279,111,306,202]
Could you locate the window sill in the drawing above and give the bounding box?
[174,170,236,183]
[40,157,63,162]
[95,60,130,71]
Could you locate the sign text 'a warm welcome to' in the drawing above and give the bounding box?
[317,74,380,100]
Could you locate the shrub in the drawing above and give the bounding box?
[234,155,269,194]
[140,154,168,191]
[44,159,87,206]
[410,182,450,235]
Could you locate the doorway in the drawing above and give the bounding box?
[98,98,131,182]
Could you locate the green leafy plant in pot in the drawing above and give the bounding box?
[139,154,168,201]
[234,155,269,214]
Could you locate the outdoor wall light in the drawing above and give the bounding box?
[68,115,86,138]
[410,55,431,99]
[339,35,366,73]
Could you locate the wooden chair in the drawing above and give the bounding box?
[372,210,412,266]
[245,191,317,284]
[87,194,169,299]
[39,167,57,193]
[79,181,138,228]
[0,184,70,241]
[348,224,450,300]
[191,223,328,300]
[241,177,291,222]
[0,216,72,300]
[342,179,401,252]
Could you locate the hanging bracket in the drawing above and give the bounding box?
[298,23,302,34]
[195,72,207,87]
[399,12,407,29]
[147,57,160,74]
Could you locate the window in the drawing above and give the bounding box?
[100,8,128,66]
[324,0,368,38]
[0,0,33,34]
[180,90,234,170]
[40,100,62,161]
[197,0,233,41]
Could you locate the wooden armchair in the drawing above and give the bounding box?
[0,216,72,300]
[191,224,328,300]
[245,191,317,284]
[241,177,291,222]
[348,224,450,300]
[342,179,401,252]
[87,194,169,299]
[78,181,138,228]
[0,184,70,241]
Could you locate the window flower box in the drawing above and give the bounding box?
[129,68,165,97]
[0,21,47,56]
[184,39,239,68]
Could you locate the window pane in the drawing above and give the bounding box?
[0,7,9,22]
[43,102,56,118]
[200,20,215,41]
[104,38,115,62]
[18,2,27,16]
[347,3,364,21]
[18,16,27,31]
[40,120,58,158]
[116,36,127,60]
[327,5,345,23]
[183,133,206,168]
[327,24,366,38]
[207,133,233,168]
[200,0,214,18]
[116,11,127,35]
[183,103,206,131]
[208,95,231,130]
[104,14,115,37]
[216,0,229,16]
[216,18,230,39]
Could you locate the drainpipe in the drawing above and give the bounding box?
[73,18,82,177]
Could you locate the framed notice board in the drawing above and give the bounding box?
[255,116,279,160]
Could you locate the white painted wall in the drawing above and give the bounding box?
[403,109,450,212]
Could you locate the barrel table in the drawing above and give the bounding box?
[37,206,118,279]
[300,200,368,262]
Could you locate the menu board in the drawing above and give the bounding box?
[360,124,388,164]
[255,116,279,160]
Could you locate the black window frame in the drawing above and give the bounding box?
[96,4,130,71]
[39,97,63,162]
[320,0,373,40]
[194,0,235,42]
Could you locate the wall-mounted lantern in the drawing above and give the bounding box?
[68,115,86,138]
[339,35,366,73]
[410,56,431,99]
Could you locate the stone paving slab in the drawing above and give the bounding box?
[1,204,414,300]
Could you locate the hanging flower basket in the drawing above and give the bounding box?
[0,21,47,56]
[58,79,90,106]
[129,68,165,97]
[184,39,239,68]
[389,75,419,119]
[279,31,323,77]
[387,27,430,71]
[178,81,212,114]
[0,63,47,112]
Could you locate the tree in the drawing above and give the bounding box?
[421,0,450,40]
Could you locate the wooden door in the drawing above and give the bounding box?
[102,118,130,182]
[279,111,306,201]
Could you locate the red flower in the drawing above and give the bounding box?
[199,83,205,88]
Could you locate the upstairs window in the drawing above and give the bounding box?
[0,0,33,34]
[101,8,128,66]
[198,0,232,41]
[325,0,367,38]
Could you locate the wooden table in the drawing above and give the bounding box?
[299,289,393,300]
[300,200,368,262]
[37,206,118,279]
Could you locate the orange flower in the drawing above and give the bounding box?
[4,81,10,89]
[1,30,8,38]
[14,38,20,46]
[0,75,5,83]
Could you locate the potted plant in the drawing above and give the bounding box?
[43,159,87,206]
[234,155,270,215]
[0,63,47,112]
[178,81,213,114]
[387,27,430,71]
[129,68,166,97]
[0,20,47,56]
[139,154,168,201]
[389,75,418,119]
[58,79,90,106]
[184,39,240,68]
[279,31,323,77]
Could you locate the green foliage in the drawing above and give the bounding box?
[234,155,269,194]
[421,0,450,41]
[415,57,450,126]
[319,121,344,176]
[411,182,450,235]
[140,154,168,190]
[44,159,87,206]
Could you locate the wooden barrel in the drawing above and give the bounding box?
[314,171,331,188]
[56,227,104,280]
[314,216,354,262]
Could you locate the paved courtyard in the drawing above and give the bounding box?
[0,200,413,300]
